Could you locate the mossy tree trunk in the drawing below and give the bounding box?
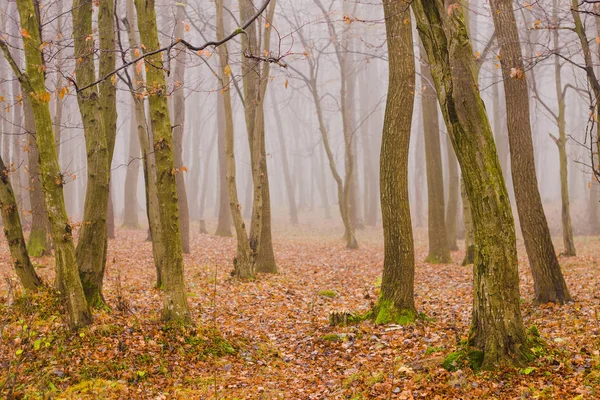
[0,152,43,290]
[411,0,530,369]
[2,0,91,329]
[134,0,191,324]
[24,99,51,257]
[420,52,451,264]
[72,0,115,308]
[490,0,571,303]
[124,0,164,287]
[372,0,416,325]
[172,2,191,253]
[239,0,278,273]
[216,0,254,278]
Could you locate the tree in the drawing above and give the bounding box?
[239,0,278,272]
[216,0,255,278]
[214,84,233,237]
[122,103,141,229]
[420,49,451,264]
[172,2,191,253]
[72,0,116,307]
[1,0,92,329]
[123,0,164,288]
[411,0,530,368]
[490,0,571,304]
[372,0,416,324]
[134,0,191,323]
[0,150,43,291]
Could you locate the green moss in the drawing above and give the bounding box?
[442,347,484,371]
[425,253,452,264]
[26,229,47,257]
[60,379,127,399]
[322,333,341,342]
[425,345,444,355]
[372,299,416,325]
[366,372,384,385]
[461,245,475,266]
[318,289,337,298]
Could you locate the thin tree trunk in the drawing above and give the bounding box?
[372,0,416,324]
[53,0,64,158]
[271,89,298,225]
[122,103,141,229]
[199,129,217,229]
[217,0,254,278]
[490,0,571,303]
[24,98,50,256]
[135,0,191,324]
[445,136,459,250]
[0,152,43,290]
[2,0,91,328]
[420,50,451,263]
[412,0,530,368]
[214,91,233,236]
[172,2,191,253]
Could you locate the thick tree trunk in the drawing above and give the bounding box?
[3,0,91,329]
[372,0,416,325]
[490,0,570,304]
[24,99,51,257]
[420,53,451,264]
[0,153,43,290]
[135,0,191,324]
[172,3,191,253]
[122,102,141,229]
[214,91,233,236]
[412,0,530,368]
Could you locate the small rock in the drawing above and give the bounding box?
[52,369,64,378]
[393,387,401,394]
[223,364,232,371]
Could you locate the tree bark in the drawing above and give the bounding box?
[445,136,459,250]
[420,51,451,264]
[490,0,571,303]
[412,0,530,368]
[372,0,416,325]
[2,0,92,329]
[135,0,191,324]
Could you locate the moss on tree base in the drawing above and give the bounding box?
[372,299,417,325]
[425,253,452,264]
[27,229,48,257]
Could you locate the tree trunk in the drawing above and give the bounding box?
[445,136,459,250]
[420,52,451,264]
[24,99,51,257]
[72,0,115,308]
[216,0,254,278]
[460,178,475,266]
[172,2,191,253]
[124,0,165,285]
[122,102,141,229]
[3,0,91,329]
[53,0,64,158]
[412,0,530,369]
[239,0,278,273]
[135,0,191,324]
[199,130,217,229]
[214,91,233,236]
[372,0,416,325]
[0,152,43,290]
[490,0,571,303]
[271,89,298,225]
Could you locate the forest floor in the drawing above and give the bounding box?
[0,219,599,399]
